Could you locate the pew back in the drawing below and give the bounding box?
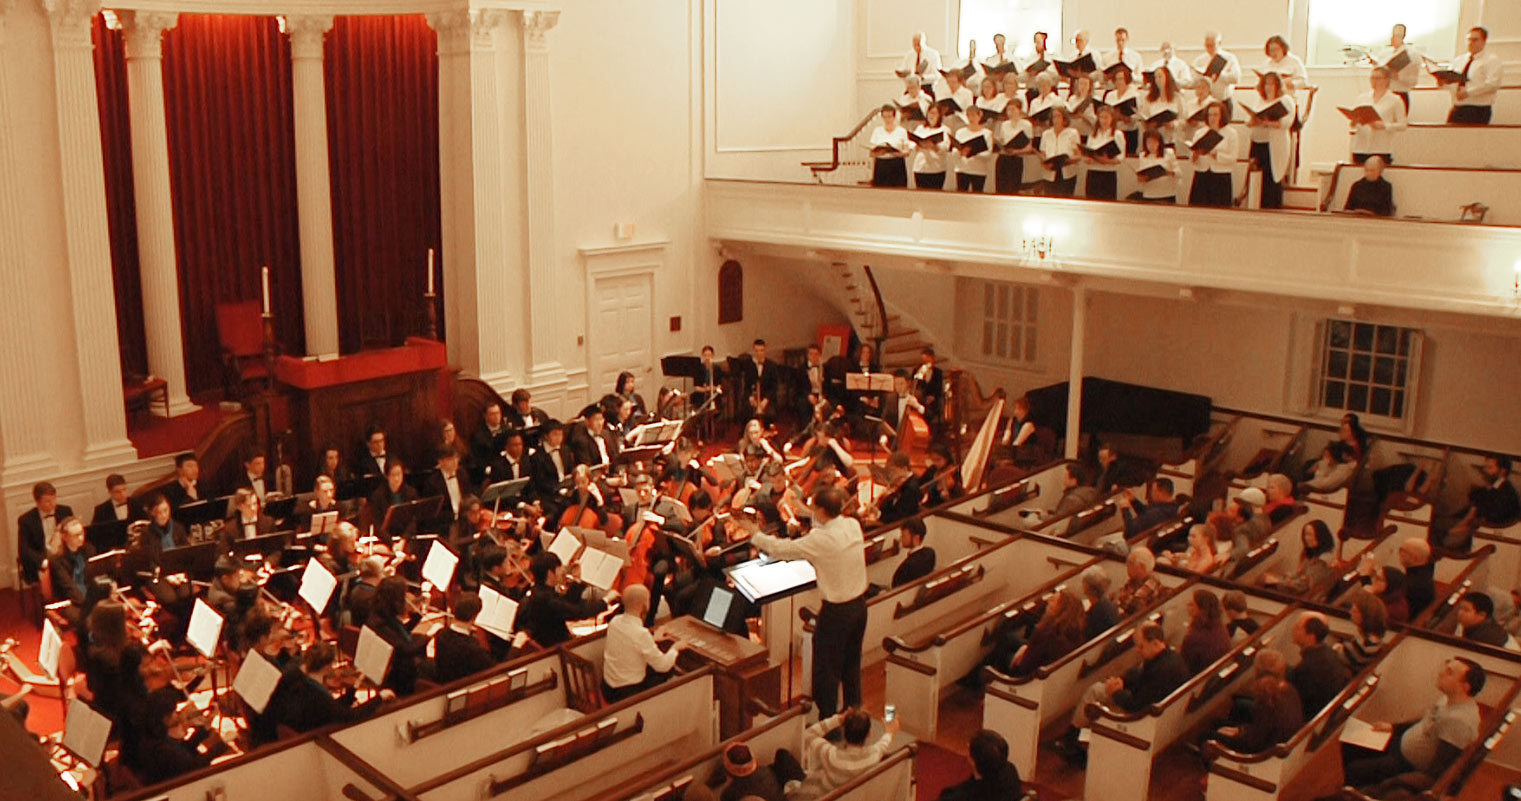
[1217,415,1305,483]
[110,737,388,801]
[1325,161,1521,225]
[1394,124,1521,170]
[815,744,916,801]
[1407,86,1521,125]
[949,462,1075,527]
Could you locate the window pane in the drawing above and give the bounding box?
[1373,356,1395,385]
[996,323,1009,358]
[1375,326,1399,354]
[1009,327,1021,360]
[1026,289,1038,322]
[1392,390,1405,418]
[1371,387,1392,417]
[1329,320,1351,348]
[1025,326,1037,362]
[1324,380,1346,408]
[1351,354,1371,382]
[1398,329,1412,356]
[1354,323,1374,351]
[997,286,1010,319]
[1327,350,1349,379]
[1396,359,1407,386]
[1348,384,1369,412]
[984,291,995,318]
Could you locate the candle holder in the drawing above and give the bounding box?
[424,291,439,340]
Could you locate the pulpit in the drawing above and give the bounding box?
[274,338,451,485]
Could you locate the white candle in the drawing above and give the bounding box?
[426,248,436,295]
[261,265,270,315]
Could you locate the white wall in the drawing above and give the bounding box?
[703,255,852,358]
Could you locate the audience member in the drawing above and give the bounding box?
[1062,623,1189,765]
[935,729,1023,801]
[1400,538,1437,617]
[891,517,937,587]
[1343,156,1395,216]
[1210,650,1303,754]
[789,708,898,799]
[1082,565,1120,640]
[1338,590,1391,672]
[1342,657,1484,789]
[1288,612,1350,714]
[1182,589,1232,673]
[1437,455,1519,550]
[1456,590,1511,647]
[1261,520,1334,596]
[1114,547,1163,616]
[1117,478,1179,537]
[1223,589,1260,639]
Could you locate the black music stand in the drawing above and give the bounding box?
[158,542,221,581]
[336,476,375,503]
[84,520,129,553]
[174,496,229,528]
[379,496,445,541]
[231,530,293,561]
[262,496,297,525]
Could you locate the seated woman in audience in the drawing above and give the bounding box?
[993,98,1035,194]
[989,586,1087,678]
[1081,565,1120,640]
[1140,65,1182,142]
[1065,74,1099,137]
[1082,105,1126,200]
[1038,107,1082,197]
[1245,71,1295,209]
[1188,102,1239,207]
[935,729,1023,801]
[1350,67,1408,165]
[1259,35,1307,92]
[1367,563,1410,623]
[1262,520,1335,595]
[1102,66,1141,154]
[1339,413,1371,461]
[1301,442,1358,495]
[1337,590,1390,672]
[867,105,911,188]
[1183,589,1232,673]
[1131,129,1179,203]
[910,102,951,190]
[952,104,995,193]
[1210,652,1304,754]
[1026,73,1061,133]
[1159,524,1221,574]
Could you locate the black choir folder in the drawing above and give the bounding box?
[1385,49,1411,72]
[1055,53,1096,78]
[936,97,965,115]
[1337,105,1383,125]
[987,60,1020,76]
[870,143,901,157]
[1187,105,1212,124]
[1081,140,1121,159]
[976,102,1007,120]
[1024,58,1051,75]
[1102,61,1133,78]
[1108,98,1138,117]
[1028,105,1055,124]
[1146,108,1178,125]
[895,101,926,121]
[908,129,944,145]
[1202,54,1228,80]
[1245,101,1290,122]
[958,135,991,156]
[940,63,978,81]
[1001,132,1031,151]
[1137,164,1170,181]
[1429,66,1465,85]
[1188,129,1224,154]
[894,59,929,78]
[1042,153,1071,171]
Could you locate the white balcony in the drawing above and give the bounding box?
[705,178,1521,319]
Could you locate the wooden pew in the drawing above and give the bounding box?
[1085,598,1301,801]
[1392,123,1521,169]
[106,734,398,801]
[814,744,917,801]
[1407,85,1521,125]
[882,538,1115,740]
[1159,414,1240,499]
[1413,543,1499,633]
[1322,161,1521,224]
[980,569,1199,777]
[947,461,1076,527]
[407,669,718,801]
[1212,412,1305,486]
[327,633,607,789]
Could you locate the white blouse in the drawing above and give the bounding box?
[953,127,995,175]
[1349,90,1409,156]
[1039,126,1082,180]
[1190,125,1239,173]
[1028,91,1061,129]
[1139,93,1183,131]
[868,125,910,159]
[1244,92,1297,181]
[909,124,950,174]
[1083,130,1127,171]
[1102,86,1141,130]
[1260,54,1308,91]
[1379,44,1423,93]
[1136,150,1180,199]
[995,118,1035,154]
[1065,92,1098,136]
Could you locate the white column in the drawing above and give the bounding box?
[1065,284,1087,459]
[0,0,62,485]
[286,15,340,356]
[520,10,564,387]
[428,9,526,394]
[43,0,138,466]
[121,11,198,417]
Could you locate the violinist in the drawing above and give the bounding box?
[299,475,346,535]
[80,602,149,727]
[365,575,425,696]
[256,641,392,748]
[243,613,298,670]
[319,522,361,578]
[604,394,637,442]
[868,452,922,527]
[221,488,275,549]
[365,459,419,538]
[737,418,783,465]
[519,552,613,648]
[121,687,215,784]
[345,555,385,627]
[49,517,97,627]
[137,493,188,561]
[920,442,966,508]
[615,371,650,425]
[432,592,498,682]
[475,544,519,602]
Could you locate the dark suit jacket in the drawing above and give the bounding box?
[915,365,945,415]
[879,476,923,525]
[1114,648,1190,712]
[519,582,607,648]
[734,358,779,409]
[220,514,276,550]
[567,424,618,469]
[432,627,497,684]
[92,499,147,526]
[891,546,937,587]
[18,505,74,581]
[470,424,508,472]
[529,448,570,500]
[422,471,476,523]
[161,481,208,512]
[231,471,271,496]
[1085,597,1121,641]
[254,668,382,746]
[1465,618,1511,647]
[1289,643,1352,714]
[49,544,98,608]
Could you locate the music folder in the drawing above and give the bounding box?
[1203,54,1228,80]
[724,555,818,605]
[1137,164,1169,181]
[62,699,112,767]
[895,102,927,121]
[1188,129,1224,154]
[893,59,928,78]
[1246,101,1290,122]
[1041,153,1071,171]
[1001,131,1030,151]
[1055,53,1096,78]
[1024,58,1050,75]
[1112,98,1138,117]
[1146,108,1178,125]
[976,101,1007,120]
[1337,105,1383,126]
[935,97,964,115]
[1102,61,1132,78]
[1385,49,1411,72]
[908,129,944,146]
[477,585,519,639]
[958,134,991,157]
[1429,67,1465,85]
[1082,140,1121,159]
[845,372,893,393]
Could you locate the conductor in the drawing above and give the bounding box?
[748,485,868,718]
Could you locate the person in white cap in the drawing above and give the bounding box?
[1228,487,1271,568]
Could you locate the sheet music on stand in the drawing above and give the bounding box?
[577,549,624,591]
[625,420,683,447]
[724,555,818,605]
[298,558,338,614]
[845,372,894,392]
[355,625,394,685]
[706,453,745,482]
[421,540,459,590]
[186,598,225,659]
[477,585,520,640]
[61,699,112,767]
[309,511,339,536]
[39,618,63,679]
[232,650,283,714]
[547,528,584,566]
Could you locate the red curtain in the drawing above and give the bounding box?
[163,14,305,394]
[92,14,149,380]
[325,15,441,354]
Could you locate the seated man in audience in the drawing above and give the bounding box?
[162,453,209,512]
[92,473,144,525]
[432,592,497,684]
[233,450,269,504]
[1117,478,1179,538]
[1300,442,1357,496]
[1114,546,1163,616]
[602,585,682,702]
[1343,155,1395,217]
[891,517,936,587]
[1050,463,1099,521]
[1223,589,1260,639]
[935,729,1023,801]
[1061,622,1189,765]
[1447,26,1502,125]
[788,707,899,800]
[1226,488,1270,566]
[1287,611,1350,714]
[1456,590,1511,647]
[1261,474,1298,524]
[19,481,72,585]
[1400,537,1437,617]
[1436,454,1520,550]
[1341,657,1484,790]
[519,552,613,648]
[712,742,796,801]
[1082,566,1119,640]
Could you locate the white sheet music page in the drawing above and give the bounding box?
[355,625,394,685]
[62,699,112,767]
[1339,717,1392,750]
[478,585,520,640]
[421,540,459,590]
[186,597,225,659]
[39,618,63,679]
[233,650,283,714]
[298,557,338,613]
[548,528,582,565]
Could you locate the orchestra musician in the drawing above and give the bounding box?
[425,447,475,532]
[568,406,619,470]
[529,421,570,506]
[737,418,783,464]
[358,425,389,478]
[136,493,189,561]
[505,389,550,446]
[914,348,945,425]
[615,371,650,425]
[365,575,425,696]
[258,641,391,743]
[49,517,97,627]
[221,488,275,548]
[737,338,779,421]
[519,552,614,648]
[317,444,354,486]
[865,452,922,527]
[692,345,724,412]
[365,460,419,538]
[432,593,498,683]
[162,452,207,513]
[92,473,146,525]
[232,450,270,505]
[880,371,926,448]
[470,402,509,479]
[921,442,966,508]
[297,474,346,534]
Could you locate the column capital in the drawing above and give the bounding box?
[521,10,559,49]
[121,11,178,61]
[285,14,333,61]
[42,0,100,45]
[428,8,510,55]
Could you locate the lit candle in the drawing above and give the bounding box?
[426,248,436,295]
[261,265,270,315]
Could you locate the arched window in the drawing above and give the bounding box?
[718,259,743,324]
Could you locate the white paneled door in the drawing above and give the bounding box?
[590,272,655,401]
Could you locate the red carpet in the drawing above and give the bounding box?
[0,589,64,738]
[916,741,973,800]
[127,404,225,458]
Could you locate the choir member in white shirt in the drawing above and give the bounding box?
[994,98,1036,194]
[953,38,987,93]
[1350,66,1409,165]
[1066,29,1096,74]
[1193,31,1242,116]
[939,70,975,127]
[1244,71,1296,209]
[999,71,1023,109]
[1132,129,1180,203]
[1260,35,1307,93]
[1103,28,1143,89]
[894,77,932,125]
[1373,24,1421,110]
[868,105,911,188]
[1180,78,1216,150]
[1066,74,1099,137]
[1082,105,1127,200]
[1027,73,1061,132]
[984,33,1014,72]
[1103,66,1142,154]
[1447,26,1503,125]
[910,103,951,190]
[1141,66,1184,143]
[1188,101,1239,207]
[975,74,1008,121]
[1039,106,1082,196]
[953,105,995,193]
[1020,31,1058,97]
[1150,41,1194,90]
[896,32,943,94]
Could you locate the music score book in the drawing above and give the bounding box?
[1189,129,1224,154]
[421,540,459,590]
[893,59,928,78]
[355,625,394,684]
[1081,140,1121,159]
[308,510,339,536]
[547,528,583,566]
[1337,105,1383,126]
[1244,100,1290,122]
[1055,53,1096,78]
[1385,49,1411,72]
[477,585,520,640]
[1000,132,1031,151]
[62,699,112,767]
[845,372,894,392]
[909,130,944,146]
[577,548,624,591]
[1145,108,1178,125]
[186,598,225,659]
[298,557,338,614]
[957,135,991,157]
[39,618,62,679]
[1429,67,1465,86]
[1136,164,1170,181]
[1024,58,1050,75]
[1202,54,1228,80]
[232,650,282,714]
[894,102,927,121]
[725,556,818,604]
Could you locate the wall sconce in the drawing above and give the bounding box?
[1021,235,1055,261]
